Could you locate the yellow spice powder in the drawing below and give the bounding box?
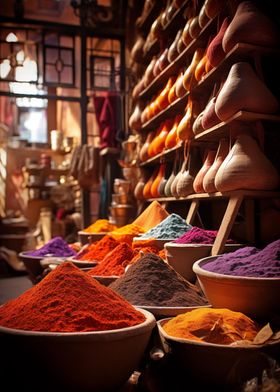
[163,308,259,345]
[110,224,146,245]
[83,219,117,233]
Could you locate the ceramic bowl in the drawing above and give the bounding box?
[78,231,106,245]
[0,308,156,391]
[164,243,243,282]
[157,317,280,389]
[192,256,280,319]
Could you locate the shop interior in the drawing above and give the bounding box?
[0,0,280,391]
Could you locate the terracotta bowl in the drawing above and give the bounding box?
[0,308,156,391]
[164,243,243,282]
[78,231,106,245]
[157,317,280,388]
[192,256,280,319]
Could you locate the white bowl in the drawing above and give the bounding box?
[157,317,280,388]
[192,256,280,319]
[164,243,243,282]
[0,308,156,391]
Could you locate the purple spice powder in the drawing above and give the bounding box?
[26,237,76,257]
[173,226,236,244]
[202,239,280,277]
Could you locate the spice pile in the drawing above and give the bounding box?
[162,308,259,344]
[133,200,169,230]
[202,239,280,277]
[86,242,164,276]
[110,223,146,244]
[138,214,192,240]
[109,253,208,307]
[82,219,117,233]
[0,262,145,332]
[75,235,120,262]
[26,236,76,258]
[172,226,236,244]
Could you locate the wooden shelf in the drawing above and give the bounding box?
[140,143,183,167]
[147,190,280,203]
[194,111,280,142]
[139,15,218,100]
[192,43,280,98]
[25,166,69,176]
[141,92,189,132]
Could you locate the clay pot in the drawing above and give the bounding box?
[176,147,201,197]
[215,62,279,122]
[150,164,166,198]
[143,168,158,199]
[182,18,194,47]
[165,114,183,150]
[183,48,204,91]
[164,166,177,197]
[158,48,170,72]
[144,57,157,87]
[152,119,173,156]
[193,149,216,193]
[168,73,180,104]
[168,30,183,63]
[203,138,229,193]
[192,111,205,135]
[177,36,186,54]
[157,77,175,111]
[175,71,187,99]
[194,54,208,82]
[147,126,162,158]
[171,160,184,198]
[132,79,145,100]
[128,102,144,131]
[131,36,145,63]
[198,4,210,28]
[139,131,155,162]
[134,171,146,200]
[177,101,193,141]
[201,96,220,130]
[158,164,172,197]
[215,134,280,192]
[189,16,201,40]
[204,0,224,19]
[206,17,229,68]
[222,1,280,54]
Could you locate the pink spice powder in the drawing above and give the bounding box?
[172,227,235,245]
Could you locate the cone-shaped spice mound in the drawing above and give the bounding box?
[0,262,145,332]
[109,253,208,307]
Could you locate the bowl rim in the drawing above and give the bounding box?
[157,317,280,349]
[0,307,156,339]
[19,251,69,260]
[67,256,98,267]
[193,256,280,281]
[78,231,108,236]
[137,304,212,318]
[164,243,243,248]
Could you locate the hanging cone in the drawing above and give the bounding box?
[193,149,216,193]
[222,1,280,54]
[215,62,279,122]
[206,17,229,68]
[215,133,280,192]
[203,138,229,193]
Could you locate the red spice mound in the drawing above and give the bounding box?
[76,235,120,262]
[0,262,145,332]
[87,242,135,276]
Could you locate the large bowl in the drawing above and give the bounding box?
[192,256,280,319]
[164,243,243,282]
[158,317,280,389]
[0,308,156,391]
[78,231,106,245]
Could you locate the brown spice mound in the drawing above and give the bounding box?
[109,253,209,307]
